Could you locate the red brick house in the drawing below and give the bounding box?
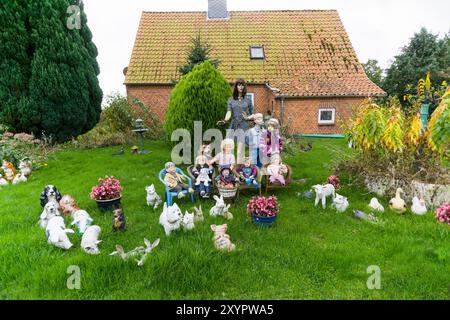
[124,1,385,135]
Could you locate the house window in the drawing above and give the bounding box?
[250,46,265,59]
[318,108,336,125]
[245,93,254,106]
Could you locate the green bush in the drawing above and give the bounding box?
[165,61,231,142]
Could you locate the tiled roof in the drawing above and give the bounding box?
[125,10,385,97]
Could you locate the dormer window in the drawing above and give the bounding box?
[250,46,265,59]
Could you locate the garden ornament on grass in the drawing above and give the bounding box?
[146,184,162,209]
[40,185,62,208]
[110,238,160,267]
[112,205,126,232]
[45,216,74,250]
[164,162,194,199]
[192,155,213,198]
[312,184,336,209]
[211,224,235,252]
[18,159,32,177]
[2,160,16,182]
[411,196,427,215]
[193,205,204,223]
[331,194,349,212]
[181,211,195,231]
[210,195,233,220]
[39,201,60,229]
[12,172,27,184]
[81,225,102,255]
[159,202,183,236]
[59,195,78,215]
[236,158,259,188]
[353,210,382,224]
[0,174,9,186]
[71,209,94,235]
[389,188,407,214]
[368,197,385,212]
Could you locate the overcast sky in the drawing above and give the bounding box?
[82,0,449,100]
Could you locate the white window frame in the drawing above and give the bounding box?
[318,108,336,125]
[250,46,265,59]
[245,93,254,106]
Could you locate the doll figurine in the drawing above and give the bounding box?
[164,162,194,199]
[216,167,236,189]
[208,139,236,170]
[236,158,259,188]
[2,160,16,182]
[259,118,284,165]
[266,154,288,185]
[192,155,214,198]
[246,113,265,168]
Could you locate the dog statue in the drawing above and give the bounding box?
[45,216,74,250]
[40,185,62,207]
[312,184,336,209]
[18,159,32,177]
[181,211,195,231]
[112,206,126,232]
[146,184,162,209]
[331,194,349,212]
[71,209,94,235]
[59,195,78,215]
[12,172,27,184]
[81,225,102,255]
[39,201,60,229]
[159,202,183,236]
[211,224,235,252]
[210,195,233,220]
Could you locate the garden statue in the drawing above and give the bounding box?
[208,139,236,170]
[159,202,183,236]
[210,195,233,220]
[368,197,385,212]
[45,216,74,250]
[110,238,160,267]
[236,157,259,188]
[216,79,253,164]
[164,161,194,199]
[211,224,235,252]
[312,183,336,209]
[331,194,350,212]
[259,118,283,165]
[192,155,214,198]
[81,225,102,255]
[39,185,62,208]
[0,174,8,186]
[216,167,236,189]
[39,201,60,229]
[18,159,32,177]
[71,209,94,235]
[2,160,16,182]
[246,113,265,167]
[181,211,195,231]
[266,154,288,185]
[112,205,126,231]
[389,188,407,214]
[193,205,204,223]
[146,184,163,209]
[198,144,213,162]
[411,196,427,215]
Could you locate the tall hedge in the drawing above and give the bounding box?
[0,0,102,142]
[165,61,231,141]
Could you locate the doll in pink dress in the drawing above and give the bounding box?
[259,118,283,165]
[266,154,288,185]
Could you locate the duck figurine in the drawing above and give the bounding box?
[411,196,427,215]
[389,188,407,214]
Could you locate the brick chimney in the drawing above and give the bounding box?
[207,0,229,20]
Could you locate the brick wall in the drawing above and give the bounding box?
[126,84,363,135]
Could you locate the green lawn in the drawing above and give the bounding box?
[0,139,449,299]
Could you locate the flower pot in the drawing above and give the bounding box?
[251,213,277,227]
[95,196,121,212]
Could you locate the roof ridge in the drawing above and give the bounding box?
[142,9,338,14]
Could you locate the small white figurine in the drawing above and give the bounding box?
[81,225,102,255]
[331,194,349,212]
[389,188,407,214]
[210,195,233,220]
[193,205,204,223]
[0,174,8,186]
[71,209,94,235]
[211,224,235,252]
[146,184,162,209]
[181,211,195,231]
[39,201,60,229]
[368,197,385,212]
[18,159,32,177]
[45,216,74,250]
[110,238,160,267]
[159,202,183,236]
[411,196,427,215]
[312,183,336,209]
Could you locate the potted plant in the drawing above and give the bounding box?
[435,202,450,226]
[246,195,279,227]
[90,175,122,211]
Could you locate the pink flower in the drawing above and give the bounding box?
[90,175,122,200]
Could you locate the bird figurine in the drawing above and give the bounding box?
[368,197,384,212]
[389,188,407,214]
[411,196,427,215]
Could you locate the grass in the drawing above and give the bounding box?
[0,139,449,300]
